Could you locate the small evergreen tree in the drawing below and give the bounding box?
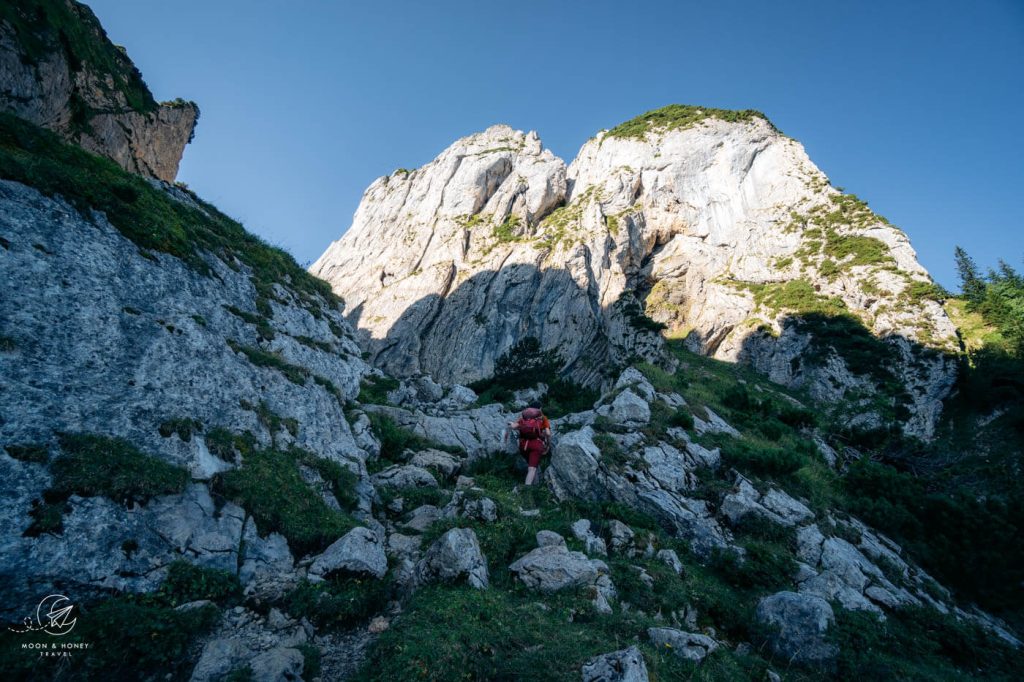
[954,245,986,306]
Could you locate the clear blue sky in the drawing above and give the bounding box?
[87,0,1023,289]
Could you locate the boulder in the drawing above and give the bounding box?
[756,591,837,665]
[537,530,567,548]
[693,408,739,437]
[443,491,499,522]
[599,389,651,426]
[547,427,603,502]
[308,527,387,580]
[409,448,462,480]
[416,528,489,589]
[371,464,438,490]
[402,505,444,533]
[509,544,608,593]
[581,645,649,682]
[614,368,657,402]
[647,627,719,662]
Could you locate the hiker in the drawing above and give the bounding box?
[508,401,552,486]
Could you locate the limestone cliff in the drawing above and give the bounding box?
[312,108,957,438]
[0,0,197,181]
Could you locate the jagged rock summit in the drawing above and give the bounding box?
[0,0,198,181]
[312,106,957,437]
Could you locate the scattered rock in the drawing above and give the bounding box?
[401,505,444,533]
[371,464,438,490]
[571,519,608,556]
[581,645,649,682]
[721,475,814,528]
[608,520,636,555]
[409,448,461,480]
[647,627,719,662]
[599,389,651,426]
[536,530,566,548]
[509,544,609,594]
[249,646,305,682]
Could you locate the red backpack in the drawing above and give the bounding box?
[517,417,544,440]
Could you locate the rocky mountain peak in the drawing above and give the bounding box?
[313,106,958,438]
[0,0,198,181]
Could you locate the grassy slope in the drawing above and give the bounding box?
[0,0,157,114]
[350,339,1022,681]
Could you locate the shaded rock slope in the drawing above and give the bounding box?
[313,113,956,439]
[0,0,197,181]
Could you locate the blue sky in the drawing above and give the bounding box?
[87,0,1023,289]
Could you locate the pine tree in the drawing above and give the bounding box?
[954,246,986,306]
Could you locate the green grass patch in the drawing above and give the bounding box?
[4,442,49,463]
[0,560,229,680]
[367,412,462,463]
[227,339,310,385]
[285,575,391,630]
[224,304,275,340]
[358,374,400,405]
[605,104,776,140]
[213,447,357,557]
[158,417,203,442]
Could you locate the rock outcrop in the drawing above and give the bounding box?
[312,110,959,437]
[0,1,197,181]
[0,177,370,616]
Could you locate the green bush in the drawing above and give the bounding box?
[831,607,1020,680]
[227,339,310,385]
[841,459,1024,614]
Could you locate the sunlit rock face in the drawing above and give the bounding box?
[313,111,957,437]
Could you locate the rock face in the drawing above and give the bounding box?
[313,111,959,437]
[0,178,370,616]
[0,1,197,181]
